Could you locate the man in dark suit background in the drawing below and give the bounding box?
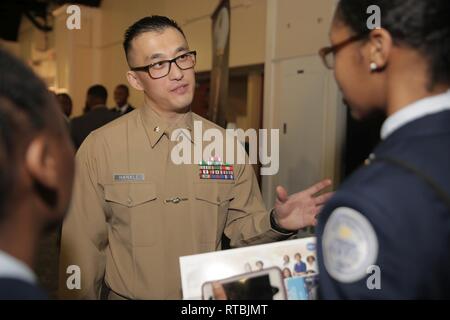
[0,48,75,299]
[70,84,119,150]
[112,84,135,115]
[56,93,73,119]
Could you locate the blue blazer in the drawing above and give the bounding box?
[0,278,47,300]
[317,110,450,299]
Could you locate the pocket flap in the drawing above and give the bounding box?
[194,184,233,205]
[104,183,157,207]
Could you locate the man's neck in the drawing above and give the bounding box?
[144,99,189,125]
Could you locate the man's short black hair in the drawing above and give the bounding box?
[123,15,186,63]
[0,48,60,218]
[57,93,73,108]
[116,84,129,95]
[87,84,108,103]
[336,0,450,89]
[57,93,73,117]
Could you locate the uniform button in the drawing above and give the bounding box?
[173,197,181,204]
[154,126,160,133]
[127,198,132,206]
[364,153,376,166]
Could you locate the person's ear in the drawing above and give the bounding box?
[127,71,144,91]
[367,28,392,72]
[25,134,59,190]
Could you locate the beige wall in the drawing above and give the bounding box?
[12,17,57,88]
[274,0,335,59]
[261,0,344,208]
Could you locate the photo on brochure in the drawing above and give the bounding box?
[179,237,318,300]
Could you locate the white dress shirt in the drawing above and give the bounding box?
[116,104,130,115]
[381,89,450,140]
[0,250,36,284]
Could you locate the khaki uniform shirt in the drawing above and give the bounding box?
[59,106,290,299]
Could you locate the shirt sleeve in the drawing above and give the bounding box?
[58,133,108,299]
[224,158,293,248]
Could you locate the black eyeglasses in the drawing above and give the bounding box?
[319,34,367,69]
[130,50,197,79]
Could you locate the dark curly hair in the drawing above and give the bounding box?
[0,48,62,219]
[336,0,450,88]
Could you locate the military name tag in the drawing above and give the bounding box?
[113,174,145,182]
[322,207,378,283]
[199,158,234,180]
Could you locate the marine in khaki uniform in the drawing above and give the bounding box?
[59,16,332,300]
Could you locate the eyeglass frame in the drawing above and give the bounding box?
[130,50,197,79]
[318,33,369,69]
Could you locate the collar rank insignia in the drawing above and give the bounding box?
[199,157,234,180]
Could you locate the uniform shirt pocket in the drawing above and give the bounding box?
[194,183,234,247]
[104,182,158,247]
[194,185,233,205]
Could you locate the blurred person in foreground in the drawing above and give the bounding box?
[0,48,75,299]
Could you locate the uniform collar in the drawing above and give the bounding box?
[0,250,36,284]
[381,89,450,140]
[139,105,193,148]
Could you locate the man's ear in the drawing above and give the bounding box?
[127,71,144,91]
[367,28,393,70]
[25,134,58,189]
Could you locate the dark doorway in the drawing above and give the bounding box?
[343,108,386,178]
